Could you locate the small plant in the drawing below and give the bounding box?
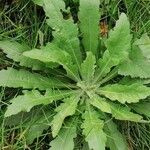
[0,0,150,149]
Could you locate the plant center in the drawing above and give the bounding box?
[77,81,96,94]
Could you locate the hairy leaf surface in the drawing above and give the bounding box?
[0,41,45,70]
[50,119,77,150]
[0,68,66,89]
[88,93,111,113]
[79,0,100,54]
[23,43,80,81]
[51,96,79,137]
[106,13,132,61]
[96,13,131,80]
[135,34,150,60]
[110,103,143,122]
[119,46,150,78]
[131,101,150,118]
[105,120,128,150]
[96,50,119,80]
[82,107,106,150]
[43,0,81,65]
[5,90,75,117]
[98,83,150,103]
[80,52,96,82]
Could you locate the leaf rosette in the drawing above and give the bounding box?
[0,0,150,149]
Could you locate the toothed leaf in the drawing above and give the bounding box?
[98,83,150,103]
[23,43,80,81]
[135,33,150,60]
[0,68,66,90]
[0,41,45,70]
[96,13,132,80]
[87,92,111,113]
[5,90,74,117]
[96,50,119,80]
[105,120,128,150]
[80,52,96,82]
[79,0,100,54]
[43,0,81,64]
[110,103,143,122]
[106,13,132,61]
[50,119,77,150]
[82,107,106,150]
[51,96,79,137]
[119,46,150,78]
[131,101,150,118]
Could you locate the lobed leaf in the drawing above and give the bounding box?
[87,92,111,113]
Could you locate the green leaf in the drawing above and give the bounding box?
[119,77,148,85]
[43,0,82,65]
[4,107,53,144]
[0,68,66,90]
[23,43,80,81]
[96,50,119,80]
[80,52,96,82]
[95,13,132,81]
[131,101,150,118]
[105,119,128,150]
[87,92,111,113]
[82,107,107,150]
[5,90,74,117]
[32,0,43,6]
[0,40,45,70]
[135,34,150,60]
[98,83,150,103]
[79,0,100,54]
[110,103,143,122]
[106,13,132,62]
[50,119,77,150]
[23,43,70,64]
[51,96,79,137]
[120,77,150,86]
[25,109,53,144]
[119,46,150,78]
[43,0,65,29]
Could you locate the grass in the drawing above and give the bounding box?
[0,1,53,149]
[0,0,150,149]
